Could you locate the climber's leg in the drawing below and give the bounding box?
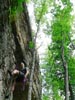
[12,81,16,92]
[22,78,28,91]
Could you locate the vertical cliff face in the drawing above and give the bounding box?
[0,0,41,100]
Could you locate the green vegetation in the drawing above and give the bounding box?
[33,0,75,100]
[9,0,30,21]
[29,41,35,49]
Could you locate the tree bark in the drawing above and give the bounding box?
[28,51,36,100]
[0,1,41,100]
[61,45,69,100]
[27,11,40,100]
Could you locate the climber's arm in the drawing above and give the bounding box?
[12,69,19,75]
[25,67,29,78]
[12,69,24,77]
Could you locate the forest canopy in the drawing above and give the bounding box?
[32,0,75,100]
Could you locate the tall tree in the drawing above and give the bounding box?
[42,0,75,100]
[28,0,53,100]
[0,0,41,100]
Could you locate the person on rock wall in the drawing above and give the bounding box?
[8,61,29,91]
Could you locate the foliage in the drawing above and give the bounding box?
[33,0,53,24]
[29,41,35,49]
[42,48,64,100]
[29,0,75,99]
[42,95,49,100]
[9,0,30,20]
[39,0,75,100]
[68,58,75,85]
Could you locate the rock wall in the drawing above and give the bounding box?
[0,0,41,100]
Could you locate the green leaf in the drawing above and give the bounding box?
[29,41,35,49]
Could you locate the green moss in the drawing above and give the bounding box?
[29,41,35,49]
[9,0,30,21]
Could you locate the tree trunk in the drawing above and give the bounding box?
[61,46,69,100]
[65,64,69,100]
[0,1,41,100]
[28,51,35,100]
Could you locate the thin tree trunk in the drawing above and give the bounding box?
[28,51,36,100]
[27,19,40,100]
[65,64,69,100]
[61,45,69,100]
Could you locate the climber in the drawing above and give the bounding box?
[8,62,29,91]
